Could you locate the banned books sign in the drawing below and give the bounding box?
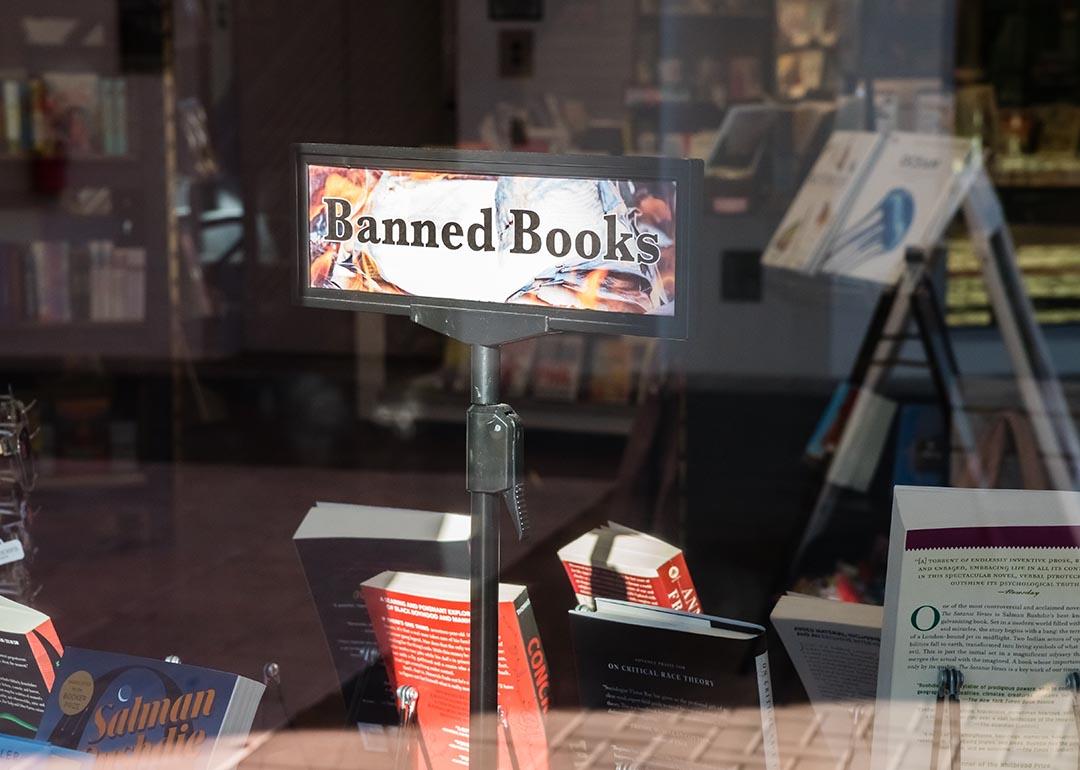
[295,146,699,339]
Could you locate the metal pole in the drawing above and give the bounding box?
[469,344,500,770]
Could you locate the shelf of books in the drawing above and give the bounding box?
[0,3,219,363]
[627,0,773,158]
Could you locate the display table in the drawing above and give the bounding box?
[28,460,610,730]
[237,703,872,770]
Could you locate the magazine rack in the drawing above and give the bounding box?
[792,163,1080,570]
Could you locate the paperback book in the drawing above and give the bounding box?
[771,593,881,762]
[873,487,1080,770]
[361,571,550,770]
[293,503,470,727]
[558,522,701,612]
[569,598,779,770]
[0,596,63,738]
[36,647,265,766]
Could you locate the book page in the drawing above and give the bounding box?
[874,487,1080,770]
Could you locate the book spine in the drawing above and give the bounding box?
[20,247,34,321]
[28,79,46,153]
[104,243,117,321]
[18,82,31,152]
[129,247,146,321]
[0,244,10,322]
[100,78,115,156]
[500,595,550,770]
[2,80,20,154]
[26,243,42,322]
[69,246,90,321]
[114,78,128,156]
[654,552,702,613]
[56,242,71,322]
[755,652,781,770]
[513,592,550,715]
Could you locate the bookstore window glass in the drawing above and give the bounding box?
[0,2,1080,769]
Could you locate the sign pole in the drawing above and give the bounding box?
[469,343,501,770]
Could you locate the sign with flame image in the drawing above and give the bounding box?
[299,148,695,334]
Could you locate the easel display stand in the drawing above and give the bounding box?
[793,163,1080,569]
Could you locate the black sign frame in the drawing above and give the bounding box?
[294,144,699,340]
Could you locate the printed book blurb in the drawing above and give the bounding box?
[874,487,1080,770]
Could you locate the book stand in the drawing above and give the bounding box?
[394,684,433,770]
[930,667,963,770]
[792,164,1080,570]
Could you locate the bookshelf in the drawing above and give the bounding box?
[0,1,225,363]
[626,0,775,157]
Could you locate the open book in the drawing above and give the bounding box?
[764,131,978,284]
[569,598,779,770]
[557,522,701,612]
[361,571,550,770]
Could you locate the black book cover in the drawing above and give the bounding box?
[569,600,779,770]
[293,504,469,728]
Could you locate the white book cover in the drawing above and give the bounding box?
[821,132,976,284]
[873,487,1080,770]
[772,593,881,762]
[763,131,883,274]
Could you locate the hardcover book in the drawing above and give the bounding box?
[36,647,265,766]
[293,503,470,727]
[569,598,779,770]
[0,596,63,738]
[557,522,701,612]
[361,571,550,770]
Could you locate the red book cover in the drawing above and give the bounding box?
[557,523,703,613]
[361,572,550,770]
[655,552,702,614]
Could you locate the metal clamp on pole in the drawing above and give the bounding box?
[467,403,529,542]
